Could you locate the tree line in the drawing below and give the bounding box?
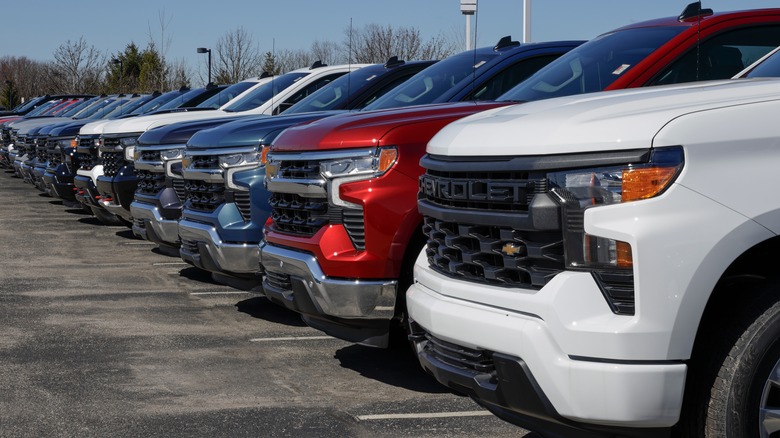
[0,23,458,109]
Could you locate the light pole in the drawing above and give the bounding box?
[197,47,212,85]
[112,58,123,94]
[523,0,531,43]
[460,0,477,50]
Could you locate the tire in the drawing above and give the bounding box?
[678,279,780,437]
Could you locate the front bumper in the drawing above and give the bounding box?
[130,199,180,248]
[178,218,261,275]
[407,255,686,433]
[96,167,136,221]
[32,163,48,192]
[44,163,76,201]
[74,167,103,208]
[260,242,398,347]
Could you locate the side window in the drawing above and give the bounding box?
[276,73,347,114]
[353,73,417,110]
[466,55,561,101]
[650,25,780,85]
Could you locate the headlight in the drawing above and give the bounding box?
[70,137,79,148]
[319,146,397,208]
[549,146,683,269]
[94,138,102,147]
[120,137,138,147]
[57,139,71,148]
[124,146,136,161]
[219,150,261,168]
[160,148,183,161]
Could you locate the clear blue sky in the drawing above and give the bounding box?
[1,0,778,75]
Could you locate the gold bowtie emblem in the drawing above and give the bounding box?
[502,243,521,256]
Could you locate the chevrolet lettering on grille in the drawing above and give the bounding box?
[419,175,529,203]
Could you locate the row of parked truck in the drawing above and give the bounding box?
[6,3,780,436]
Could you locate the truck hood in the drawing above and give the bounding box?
[272,102,507,152]
[11,117,72,134]
[138,115,250,146]
[49,120,92,137]
[100,109,238,135]
[428,79,780,156]
[187,111,346,151]
[79,119,115,136]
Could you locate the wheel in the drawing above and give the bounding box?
[678,279,780,437]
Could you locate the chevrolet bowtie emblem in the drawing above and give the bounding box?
[502,243,521,256]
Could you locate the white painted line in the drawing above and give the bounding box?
[249,336,335,342]
[190,291,251,296]
[152,262,190,266]
[123,242,156,245]
[356,411,493,421]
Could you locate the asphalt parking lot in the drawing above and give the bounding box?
[0,169,527,438]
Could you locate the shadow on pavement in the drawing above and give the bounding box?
[235,296,307,327]
[333,343,453,394]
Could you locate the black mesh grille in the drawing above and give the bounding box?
[233,190,251,222]
[136,169,165,196]
[184,180,225,212]
[276,158,321,179]
[191,154,220,170]
[78,137,98,170]
[45,140,61,166]
[140,150,161,162]
[422,216,564,288]
[101,151,124,177]
[424,333,496,375]
[35,140,48,161]
[269,192,329,236]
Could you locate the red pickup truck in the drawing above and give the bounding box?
[260,4,780,347]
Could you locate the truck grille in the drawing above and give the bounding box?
[269,192,329,236]
[136,169,165,196]
[35,141,48,161]
[78,137,98,170]
[101,151,124,177]
[184,180,225,213]
[276,159,320,179]
[191,154,220,170]
[15,136,28,155]
[419,163,565,289]
[45,140,61,166]
[139,150,161,162]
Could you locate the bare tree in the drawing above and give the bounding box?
[0,56,50,102]
[310,40,344,65]
[51,37,105,93]
[272,48,315,73]
[145,9,174,90]
[214,27,262,84]
[342,24,458,64]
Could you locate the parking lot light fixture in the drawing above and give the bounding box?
[197,47,212,85]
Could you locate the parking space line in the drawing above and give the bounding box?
[249,336,335,342]
[152,262,190,266]
[356,411,493,421]
[123,242,156,245]
[190,291,252,296]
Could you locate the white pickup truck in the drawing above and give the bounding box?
[408,77,780,437]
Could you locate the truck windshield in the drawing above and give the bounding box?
[284,65,389,114]
[223,73,309,112]
[363,51,499,111]
[499,26,685,102]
